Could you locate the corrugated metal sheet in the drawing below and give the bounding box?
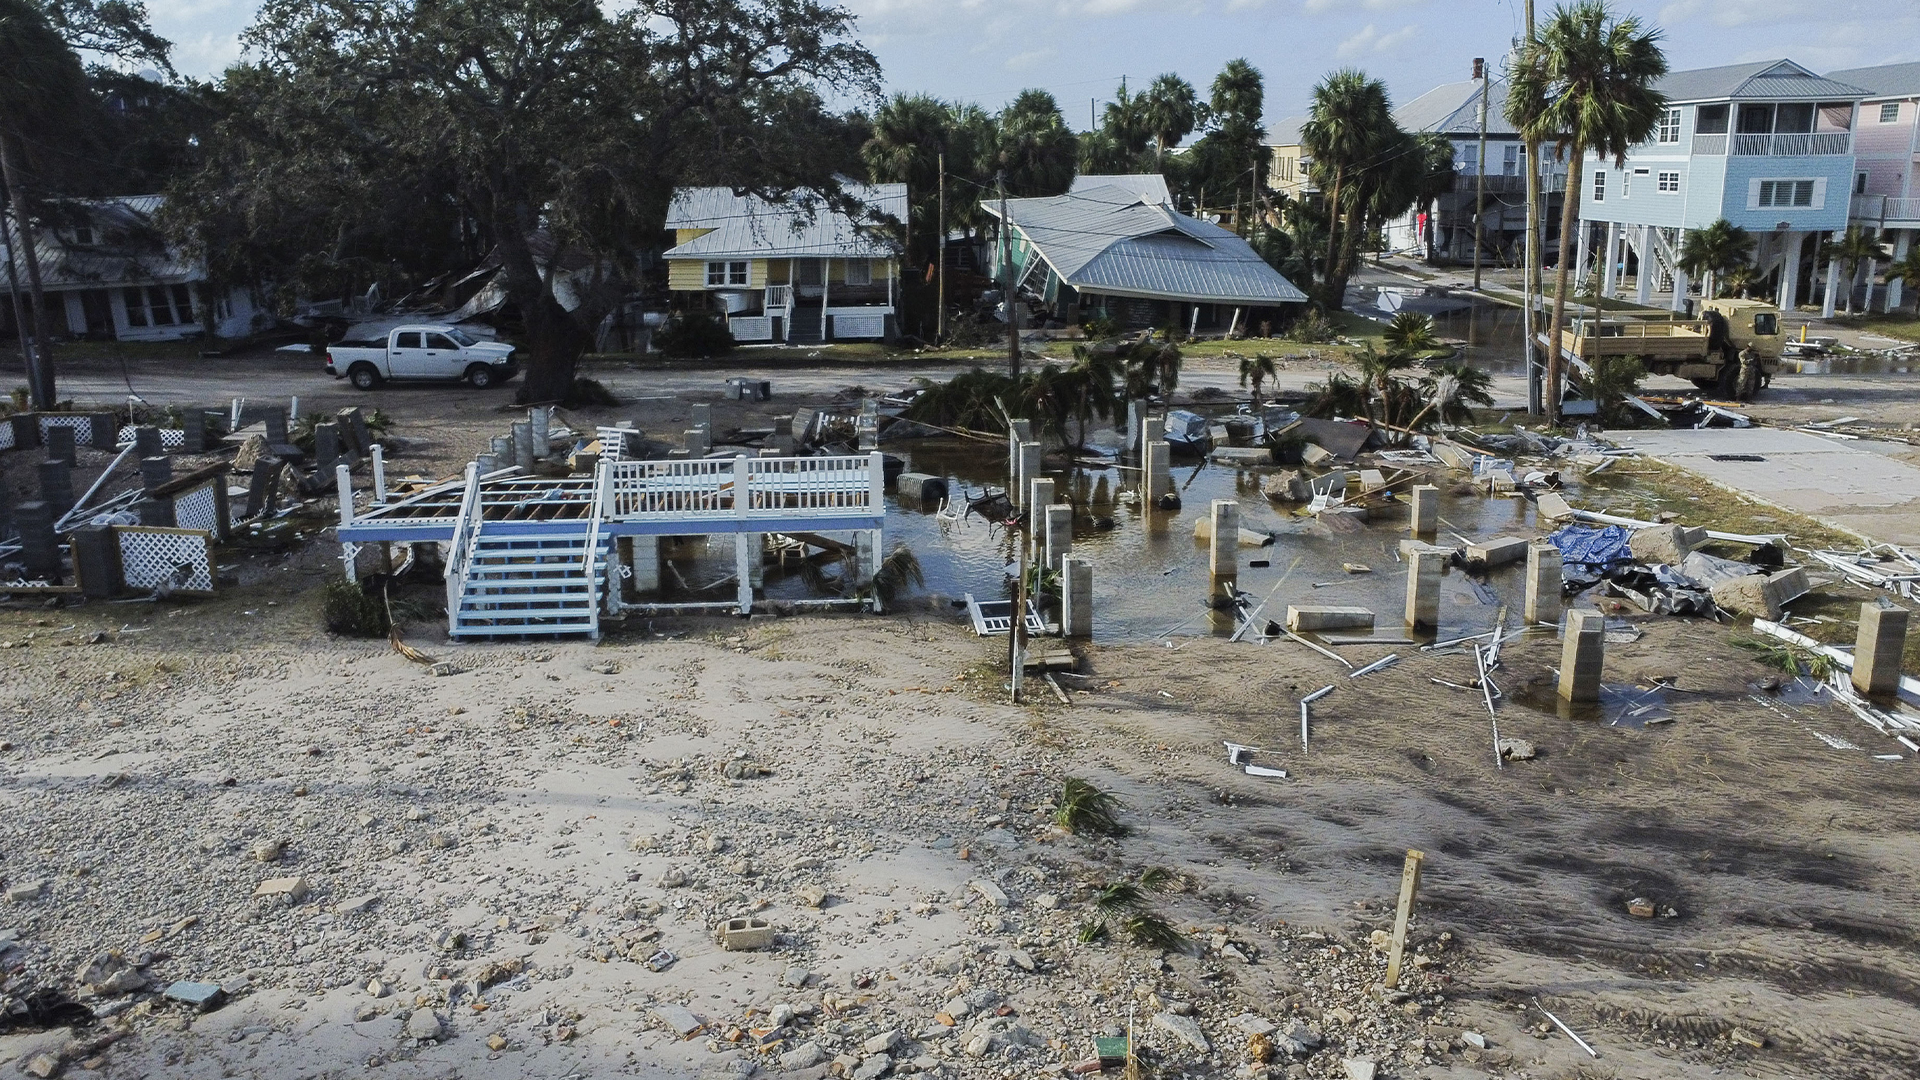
[1394,80,1518,137]
[1827,61,1920,100]
[1070,174,1171,203]
[986,185,1306,305]
[1657,60,1867,103]
[2,194,196,291]
[664,184,907,259]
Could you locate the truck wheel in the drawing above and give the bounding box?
[349,364,380,391]
[1715,358,1740,399]
[1690,378,1720,391]
[465,365,495,389]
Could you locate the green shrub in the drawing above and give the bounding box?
[655,311,736,358]
[321,579,389,637]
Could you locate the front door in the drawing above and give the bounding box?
[388,330,431,376]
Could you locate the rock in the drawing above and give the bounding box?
[864,1030,901,1054]
[5,879,48,903]
[335,893,380,914]
[796,884,829,909]
[487,1034,510,1051]
[658,868,689,888]
[1342,1060,1376,1080]
[968,879,1011,908]
[782,1043,828,1070]
[721,759,768,780]
[161,981,227,1012]
[1261,470,1312,503]
[852,1054,892,1080]
[930,947,970,974]
[251,838,286,863]
[769,1004,796,1028]
[406,1008,446,1042]
[24,1053,62,1078]
[428,831,459,850]
[1628,524,1696,566]
[654,1004,705,1037]
[1279,1022,1322,1056]
[354,1004,380,1022]
[1496,738,1537,761]
[1730,1028,1765,1048]
[252,876,309,904]
[1232,1014,1277,1038]
[1006,949,1037,972]
[1034,893,1059,910]
[1152,1012,1209,1053]
[964,1034,994,1058]
[1462,1032,1486,1050]
[782,965,812,988]
[1324,1007,1355,1026]
[75,952,146,996]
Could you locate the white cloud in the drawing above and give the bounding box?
[1335,22,1417,59]
[1006,47,1058,71]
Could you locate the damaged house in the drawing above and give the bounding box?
[981,180,1307,335]
[663,183,907,343]
[1,195,260,343]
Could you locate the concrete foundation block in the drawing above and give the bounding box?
[140,455,173,493]
[38,460,74,512]
[1044,503,1073,570]
[70,524,119,598]
[132,426,164,458]
[1405,550,1444,629]
[1467,536,1531,568]
[1558,608,1605,702]
[1028,477,1055,520]
[1286,605,1375,632]
[1853,604,1910,702]
[13,501,59,578]
[1766,566,1809,605]
[1208,499,1238,576]
[689,403,712,433]
[719,916,774,952]
[894,472,948,505]
[44,425,76,465]
[1525,543,1563,625]
[1409,484,1438,534]
[1062,557,1093,638]
[1536,492,1574,523]
[1145,441,1171,504]
[1016,442,1042,506]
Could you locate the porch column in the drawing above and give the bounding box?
[820,258,831,340]
[1670,228,1691,312]
[1822,254,1840,318]
[1889,230,1912,311]
[1600,222,1621,297]
[1574,219,1592,290]
[1862,256,1878,313]
[1634,226,1654,306]
[1779,231,1805,310]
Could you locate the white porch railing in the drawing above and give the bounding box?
[765,284,793,312]
[1729,132,1850,156]
[442,462,482,617]
[601,453,880,523]
[1852,194,1920,225]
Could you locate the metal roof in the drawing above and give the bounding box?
[1264,116,1306,147]
[1825,61,1920,100]
[0,195,198,291]
[1394,79,1519,137]
[984,184,1306,306]
[663,183,907,260]
[1655,60,1868,103]
[1069,174,1171,203]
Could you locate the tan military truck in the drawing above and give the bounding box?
[1558,298,1784,397]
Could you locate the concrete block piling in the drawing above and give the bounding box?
[1525,543,1563,625]
[139,455,173,494]
[683,428,711,457]
[1044,504,1073,570]
[1016,442,1042,508]
[529,406,551,459]
[1409,485,1438,534]
[1852,604,1910,702]
[1145,441,1172,504]
[264,408,289,446]
[38,460,73,512]
[1467,536,1531,568]
[44,426,76,465]
[1062,556,1094,638]
[315,423,343,478]
[1028,478,1055,522]
[132,426,164,459]
[1405,549,1444,629]
[1558,608,1605,702]
[689,403,712,434]
[1208,500,1238,576]
[14,501,59,578]
[894,472,947,505]
[1286,606,1375,632]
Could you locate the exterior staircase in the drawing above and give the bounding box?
[449,524,607,637]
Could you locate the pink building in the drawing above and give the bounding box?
[1829,61,1920,310]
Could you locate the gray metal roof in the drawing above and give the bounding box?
[0,195,197,291]
[1655,59,1868,103]
[984,184,1306,306]
[664,183,907,260]
[1825,61,1920,100]
[1394,79,1519,137]
[1070,173,1171,203]
[1264,116,1306,147]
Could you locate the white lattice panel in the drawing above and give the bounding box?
[831,313,885,339]
[116,527,215,594]
[39,415,96,442]
[173,483,221,534]
[117,426,186,450]
[0,421,14,452]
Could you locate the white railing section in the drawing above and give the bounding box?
[743,453,882,516]
[765,284,793,312]
[1852,194,1920,223]
[1729,132,1850,156]
[1691,133,1727,155]
[601,452,879,522]
[581,460,611,617]
[443,462,483,616]
[604,457,739,519]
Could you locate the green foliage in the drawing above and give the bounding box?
[320,578,388,637]
[904,368,1020,432]
[988,89,1077,198]
[1830,226,1891,315]
[1083,314,1120,340]
[1055,777,1128,837]
[655,311,736,359]
[862,94,993,263]
[1284,308,1339,344]
[1076,918,1110,944]
[1238,354,1275,404]
[1382,312,1439,354]
[1123,913,1188,951]
[1426,362,1495,423]
[1587,353,1647,426]
[868,544,924,604]
[1678,219,1755,298]
[1093,881,1148,913]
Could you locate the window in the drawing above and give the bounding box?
[1696,103,1729,135]
[1502,144,1519,176]
[1657,107,1682,143]
[1881,102,1902,123]
[68,225,95,246]
[1775,103,1815,133]
[1856,171,1870,195]
[1658,171,1680,193]
[448,328,477,346]
[845,258,872,287]
[1752,312,1778,336]
[122,285,193,328]
[1737,103,1775,134]
[1757,179,1816,207]
[1592,170,1605,201]
[1621,171,1631,198]
[705,260,748,287]
[394,332,423,349]
[425,333,457,350]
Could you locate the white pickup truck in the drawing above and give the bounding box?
[325,325,519,390]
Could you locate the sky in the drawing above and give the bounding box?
[149,0,1920,131]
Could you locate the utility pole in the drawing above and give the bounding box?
[1522,1,1544,415]
[0,148,56,409]
[1000,171,1020,378]
[1473,58,1488,292]
[937,151,947,344]
[2,201,37,390]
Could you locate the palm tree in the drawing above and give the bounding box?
[1382,311,1439,354]
[1883,244,1920,314]
[0,0,94,408]
[1507,0,1667,424]
[1720,264,1763,299]
[1141,74,1199,169]
[1238,354,1276,406]
[1829,225,1890,315]
[1065,345,1123,448]
[992,90,1078,198]
[1100,80,1152,159]
[1408,132,1458,261]
[1677,218,1755,299]
[1300,70,1398,306]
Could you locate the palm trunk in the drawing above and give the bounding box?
[1546,149,1585,426]
[1321,169,1346,296]
[1,137,57,409]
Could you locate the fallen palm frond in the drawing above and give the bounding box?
[1077,918,1110,944]
[384,582,434,665]
[1056,777,1128,837]
[1123,913,1188,951]
[1093,881,1148,913]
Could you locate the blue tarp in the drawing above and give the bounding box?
[1548,524,1635,571]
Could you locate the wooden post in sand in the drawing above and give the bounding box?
[1383,849,1425,988]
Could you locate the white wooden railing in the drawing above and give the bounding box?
[601,452,879,523]
[1852,194,1920,224]
[1728,132,1850,156]
[443,462,482,615]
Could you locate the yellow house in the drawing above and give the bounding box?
[664,183,907,342]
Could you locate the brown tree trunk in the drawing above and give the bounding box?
[1,137,57,408]
[1546,150,1585,426]
[1320,169,1345,305]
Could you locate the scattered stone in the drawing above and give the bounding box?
[335,893,380,914]
[406,1008,446,1042]
[354,1004,380,1022]
[1232,1014,1277,1038]
[428,831,458,850]
[367,978,391,998]
[658,868,689,889]
[852,1053,893,1080]
[1006,949,1037,972]
[964,1034,993,1058]
[24,1053,62,1078]
[162,981,227,1012]
[1034,893,1059,910]
[487,1033,510,1051]
[1626,897,1656,918]
[782,965,812,988]
[428,662,465,678]
[796,884,829,909]
[654,1004,705,1038]
[969,879,1011,908]
[250,838,286,863]
[6,879,48,903]
[76,952,146,996]
[252,876,309,905]
[1343,1060,1376,1080]
[864,1030,901,1055]
[1152,1012,1209,1053]
[721,759,769,780]
[1730,1028,1765,1049]
[1496,738,1537,761]
[1462,1032,1487,1050]
[781,1042,827,1070]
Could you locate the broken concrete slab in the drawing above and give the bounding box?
[162,981,228,1012]
[969,879,1012,908]
[1285,606,1375,633]
[1152,1011,1209,1052]
[654,1003,705,1037]
[1466,536,1531,567]
[1208,446,1273,467]
[1290,418,1371,461]
[1536,492,1574,522]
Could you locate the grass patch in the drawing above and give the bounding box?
[1581,458,1859,552]
[1842,312,1920,343]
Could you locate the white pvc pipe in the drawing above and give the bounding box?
[371,444,387,505]
[336,464,353,525]
[290,395,300,421]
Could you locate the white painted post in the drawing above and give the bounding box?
[1600,222,1621,297]
[1780,231,1805,310]
[370,444,387,505]
[335,464,353,526]
[735,454,752,615]
[1670,265,1690,312]
[1634,226,1653,305]
[289,395,299,422]
[1574,219,1592,290]
[1863,256,1878,313]
[1823,255,1841,318]
[867,450,885,513]
[1888,230,1911,311]
[230,397,243,430]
